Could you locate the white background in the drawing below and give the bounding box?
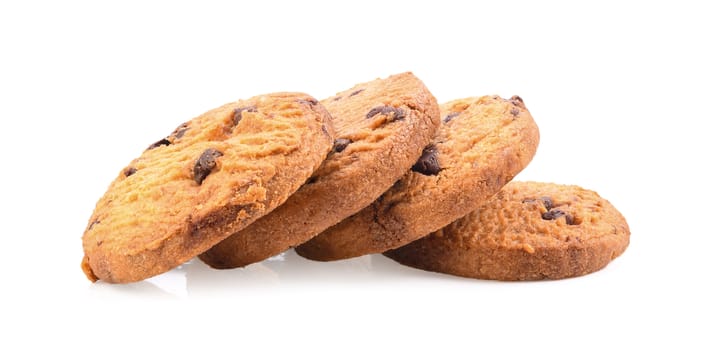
[1,0,700,349]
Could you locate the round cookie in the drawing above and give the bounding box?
[199,72,440,269]
[296,95,539,261]
[81,92,334,283]
[384,181,631,281]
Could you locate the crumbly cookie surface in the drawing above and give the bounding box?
[296,95,539,261]
[385,181,630,281]
[81,93,333,283]
[200,72,440,268]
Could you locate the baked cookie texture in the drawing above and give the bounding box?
[81,93,334,283]
[385,181,630,281]
[200,72,440,268]
[296,95,540,261]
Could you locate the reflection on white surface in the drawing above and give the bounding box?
[182,250,448,297]
[84,246,642,301]
[87,250,461,298]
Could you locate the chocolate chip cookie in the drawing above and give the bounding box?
[199,72,440,268]
[296,95,539,261]
[81,93,334,283]
[384,181,630,280]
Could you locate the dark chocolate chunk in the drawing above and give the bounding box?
[349,89,365,97]
[149,123,189,151]
[542,209,574,224]
[147,138,171,150]
[523,196,554,210]
[366,106,405,122]
[123,167,137,177]
[411,145,440,176]
[332,96,342,102]
[297,98,319,106]
[540,196,553,210]
[443,112,460,123]
[510,107,520,116]
[542,209,565,220]
[233,106,257,126]
[175,127,189,139]
[193,148,224,185]
[333,138,351,152]
[366,106,383,118]
[171,122,190,139]
[511,95,523,103]
[390,108,405,121]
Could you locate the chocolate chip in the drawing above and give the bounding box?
[193,148,223,185]
[332,96,342,101]
[511,95,523,103]
[523,196,553,210]
[147,138,171,150]
[349,89,364,97]
[540,196,553,210]
[542,209,565,220]
[443,112,460,123]
[123,167,137,177]
[297,98,319,106]
[391,108,405,121]
[321,125,330,138]
[171,122,190,139]
[333,138,351,152]
[367,106,398,119]
[149,123,189,151]
[233,106,257,126]
[411,145,440,175]
[542,209,574,224]
[510,107,520,117]
[366,106,405,121]
[175,127,189,139]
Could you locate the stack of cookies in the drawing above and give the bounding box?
[81,72,630,283]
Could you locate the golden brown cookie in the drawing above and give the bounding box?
[296,95,539,261]
[199,72,440,269]
[385,181,631,281]
[81,93,334,283]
